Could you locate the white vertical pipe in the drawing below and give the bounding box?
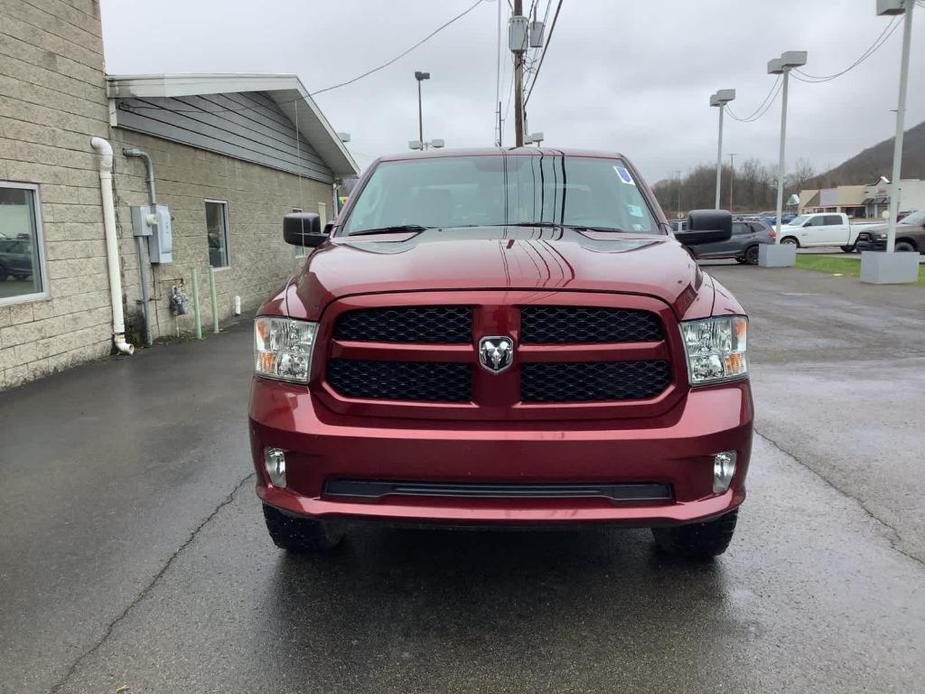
[714,105,724,210]
[774,70,790,244]
[886,1,915,254]
[91,137,134,355]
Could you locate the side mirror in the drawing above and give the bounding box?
[677,209,733,245]
[283,212,327,247]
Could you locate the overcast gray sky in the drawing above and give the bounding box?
[99,0,924,183]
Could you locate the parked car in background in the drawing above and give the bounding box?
[0,237,33,281]
[680,219,775,265]
[855,210,925,253]
[758,212,796,227]
[777,212,859,251]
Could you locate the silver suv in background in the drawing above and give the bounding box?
[678,219,775,265]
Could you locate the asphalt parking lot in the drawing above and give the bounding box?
[1,264,923,694]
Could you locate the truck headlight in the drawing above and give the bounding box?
[254,316,318,383]
[680,316,748,385]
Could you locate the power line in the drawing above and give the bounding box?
[523,0,563,106]
[726,75,782,123]
[118,0,488,115]
[311,0,487,95]
[792,17,900,83]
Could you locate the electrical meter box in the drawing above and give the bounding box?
[130,204,173,263]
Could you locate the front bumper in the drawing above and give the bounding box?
[249,379,753,527]
[855,236,887,251]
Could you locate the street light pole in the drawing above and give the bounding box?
[759,51,806,267]
[414,71,430,147]
[728,153,737,211]
[676,170,682,220]
[773,68,790,244]
[710,90,735,209]
[884,0,915,254]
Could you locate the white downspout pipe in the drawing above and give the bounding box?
[91,137,134,355]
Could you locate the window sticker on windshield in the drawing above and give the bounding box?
[626,204,644,218]
[614,165,635,185]
[632,223,645,231]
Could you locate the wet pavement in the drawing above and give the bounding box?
[1,266,924,693]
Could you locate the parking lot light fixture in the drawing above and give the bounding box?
[759,50,806,267]
[878,0,914,257]
[710,89,735,210]
[861,0,919,283]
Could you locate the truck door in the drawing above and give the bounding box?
[798,215,826,246]
[821,214,849,245]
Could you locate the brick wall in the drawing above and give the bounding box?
[108,130,332,340]
[0,0,112,389]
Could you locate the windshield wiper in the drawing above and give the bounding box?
[502,222,632,233]
[347,225,432,237]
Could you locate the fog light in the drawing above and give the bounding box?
[264,447,287,488]
[713,451,737,493]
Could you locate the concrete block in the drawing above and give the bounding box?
[758,243,797,267]
[860,251,921,285]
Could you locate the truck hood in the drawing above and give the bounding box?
[286,227,713,320]
[288,226,709,320]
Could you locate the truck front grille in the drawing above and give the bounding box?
[326,359,472,402]
[520,360,671,402]
[333,306,471,343]
[323,302,674,409]
[520,306,663,343]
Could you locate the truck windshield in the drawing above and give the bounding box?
[341,155,661,235]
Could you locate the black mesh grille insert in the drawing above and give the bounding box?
[520,306,663,343]
[333,306,471,343]
[327,360,472,402]
[521,360,671,402]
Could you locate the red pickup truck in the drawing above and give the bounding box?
[249,149,752,560]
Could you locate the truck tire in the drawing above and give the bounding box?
[262,504,343,553]
[895,240,917,253]
[651,509,738,559]
[781,236,799,247]
[840,245,855,253]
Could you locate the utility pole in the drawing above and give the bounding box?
[728,152,737,211]
[513,0,525,146]
[495,0,502,146]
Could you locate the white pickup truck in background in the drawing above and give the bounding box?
[777,212,860,251]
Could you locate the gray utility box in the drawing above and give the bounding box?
[130,204,173,263]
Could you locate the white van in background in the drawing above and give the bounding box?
[777,212,859,251]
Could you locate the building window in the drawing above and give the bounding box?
[0,182,47,305]
[205,200,230,268]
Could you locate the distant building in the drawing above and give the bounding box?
[0,0,358,390]
[861,178,925,218]
[799,185,867,218]
[800,179,925,219]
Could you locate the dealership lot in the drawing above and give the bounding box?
[1,265,923,694]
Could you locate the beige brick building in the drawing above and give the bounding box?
[0,1,357,389]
